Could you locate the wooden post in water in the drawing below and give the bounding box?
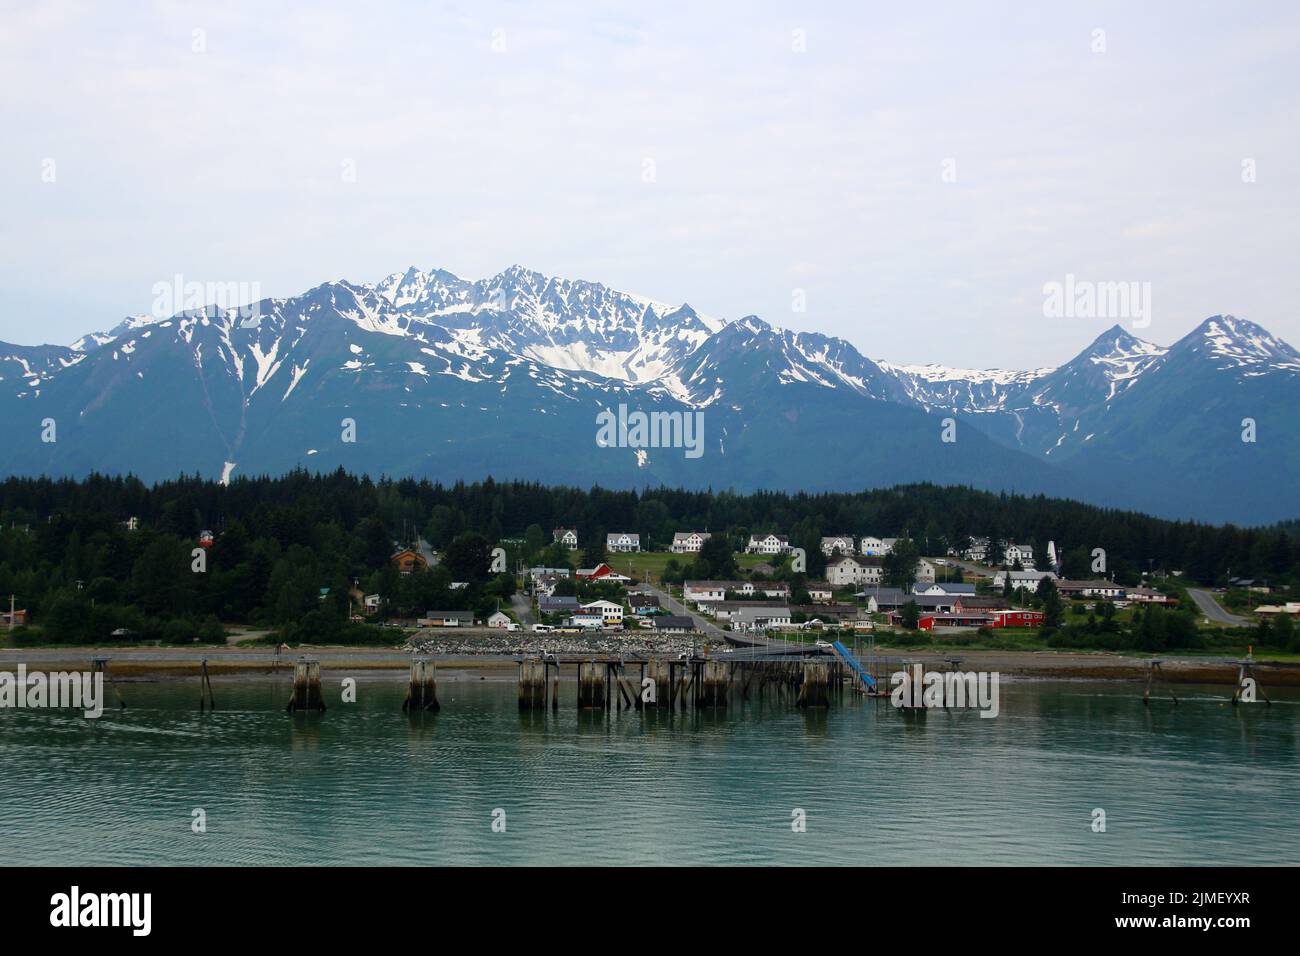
[1231,659,1272,706]
[698,659,729,708]
[198,659,216,712]
[286,658,326,713]
[798,661,830,708]
[92,657,126,709]
[518,659,548,710]
[404,658,439,713]
[1142,660,1178,706]
[577,661,605,709]
[644,659,670,709]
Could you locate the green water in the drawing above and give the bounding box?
[0,674,1296,865]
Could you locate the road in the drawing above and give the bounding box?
[1187,588,1248,626]
[637,583,813,653]
[416,537,439,567]
[934,557,995,580]
[639,582,730,642]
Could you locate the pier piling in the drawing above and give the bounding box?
[404,658,440,713]
[696,660,729,708]
[577,661,606,709]
[1142,660,1178,706]
[198,659,216,712]
[286,658,326,713]
[92,657,126,710]
[797,661,830,708]
[518,659,548,710]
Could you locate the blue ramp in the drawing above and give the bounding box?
[830,640,877,689]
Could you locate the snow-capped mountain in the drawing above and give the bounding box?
[876,362,1053,413]
[364,264,723,385]
[0,265,1295,525]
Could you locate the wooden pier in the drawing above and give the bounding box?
[51,646,1284,721]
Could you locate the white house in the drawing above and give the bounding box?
[582,599,624,626]
[962,537,990,562]
[529,566,571,581]
[745,533,791,555]
[487,610,514,628]
[993,570,1058,590]
[915,559,936,584]
[860,536,900,557]
[1004,542,1036,568]
[552,528,579,550]
[914,582,977,596]
[807,583,833,603]
[606,532,641,553]
[671,531,711,554]
[724,581,790,599]
[826,555,883,588]
[820,535,856,557]
[533,575,562,598]
[683,581,730,604]
[731,605,792,632]
[363,593,382,612]
[1056,580,1125,600]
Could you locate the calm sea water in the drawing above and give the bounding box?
[1,674,1297,866]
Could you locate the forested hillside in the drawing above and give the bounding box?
[0,470,1294,645]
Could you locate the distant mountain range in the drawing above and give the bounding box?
[2,265,1296,525]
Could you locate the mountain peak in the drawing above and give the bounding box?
[1083,323,1164,359]
[1181,314,1300,371]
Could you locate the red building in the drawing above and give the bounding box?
[575,563,631,583]
[988,609,1045,628]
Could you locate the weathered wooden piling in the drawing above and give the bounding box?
[404,658,439,712]
[696,660,729,708]
[286,658,326,713]
[644,659,672,708]
[797,661,830,708]
[1231,659,1272,706]
[577,661,606,709]
[518,659,548,710]
[614,665,638,711]
[1142,659,1178,706]
[198,659,216,712]
[92,657,126,709]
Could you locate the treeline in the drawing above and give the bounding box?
[0,471,1296,644]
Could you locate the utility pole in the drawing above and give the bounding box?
[8,594,14,632]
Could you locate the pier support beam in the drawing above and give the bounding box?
[198,659,216,712]
[92,657,126,710]
[797,661,830,708]
[645,659,672,709]
[286,658,326,713]
[577,661,606,709]
[518,659,548,710]
[697,660,729,708]
[404,658,439,713]
[1142,660,1178,706]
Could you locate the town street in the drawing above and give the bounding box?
[638,582,730,642]
[1187,588,1249,626]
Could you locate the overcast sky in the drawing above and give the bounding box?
[2,0,1297,368]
